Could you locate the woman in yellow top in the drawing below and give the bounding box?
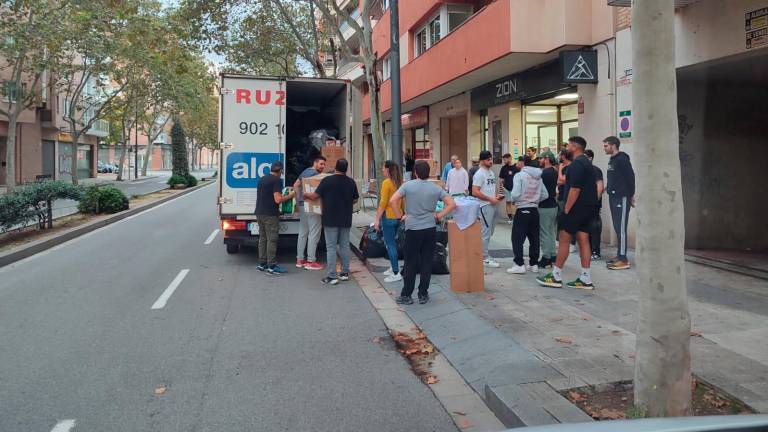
[373,160,404,283]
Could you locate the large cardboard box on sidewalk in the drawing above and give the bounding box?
[321,144,346,173]
[302,173,333,214]
[447,220,484,293]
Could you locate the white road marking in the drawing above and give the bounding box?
[51,419,76,432]
[151,269,190,310]
[204,229,220,245]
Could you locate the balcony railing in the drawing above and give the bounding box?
[86,118,110,137]
[339,9,361,40]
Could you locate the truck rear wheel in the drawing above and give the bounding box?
[226,244,240,254]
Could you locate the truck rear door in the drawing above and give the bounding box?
[219,76,286,216]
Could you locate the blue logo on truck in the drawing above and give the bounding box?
[226,152,283,188]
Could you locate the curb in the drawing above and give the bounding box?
[349,225,594,428]
[0,181,215,268]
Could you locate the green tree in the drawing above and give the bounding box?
[632,0,692,416]
[0,0,69,190]
[171,120,189,178]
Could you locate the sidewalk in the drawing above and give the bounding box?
[352,209,768,424]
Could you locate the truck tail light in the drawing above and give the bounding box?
[222,219,247,231]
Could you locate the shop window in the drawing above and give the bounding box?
[412,127,431,159]
[3,81,26,103]
[523,99,578,152]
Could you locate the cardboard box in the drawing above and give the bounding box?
[416,159,440,178]
[302,173,333,214]
[303,173,361,214]
[447,220,484,293]
[321,145,347,173]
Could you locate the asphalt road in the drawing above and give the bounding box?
[0,182,457,432]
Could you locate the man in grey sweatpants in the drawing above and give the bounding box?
[472,150,504,269]
[537,151,559,268]
[603,136,635,270]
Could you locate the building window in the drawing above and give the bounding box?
[3,81,25,102]
[413,4,474,58]
[448,4,473,32]
[412,127,430,159]
[381,54,391,81]
[480,110,489,151]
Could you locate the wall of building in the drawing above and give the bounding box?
[429,93,470,164]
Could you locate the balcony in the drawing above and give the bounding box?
[339,9,362,42]
[86,119,110,137]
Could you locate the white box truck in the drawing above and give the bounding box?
[217,75,352,253]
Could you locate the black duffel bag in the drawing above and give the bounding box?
[359,226,387,259]
[432,242,450,275]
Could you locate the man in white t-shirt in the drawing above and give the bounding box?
[472,150,504,268]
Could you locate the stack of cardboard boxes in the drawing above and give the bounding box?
[321,140,346,173]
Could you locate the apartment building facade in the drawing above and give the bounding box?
[341,0,768,253]
[1,73,107,186]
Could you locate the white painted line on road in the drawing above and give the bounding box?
[204,229,220,245]
[151,269,190,310]
[51,419,76,432]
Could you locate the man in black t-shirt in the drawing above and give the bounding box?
[585,150,605,261]
[255,161,296,274]
[536,136,597,290]
[498,153,519,223]
[538,152,559,268]
[304,158,359,285]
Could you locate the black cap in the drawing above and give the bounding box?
[270,161,283,172]
[479,150,493,161]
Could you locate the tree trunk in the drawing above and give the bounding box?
[141,138,153,177]
[68,123,81,186]
[632,0,692,417]
[5,116,18,191]
[116,141,128,181]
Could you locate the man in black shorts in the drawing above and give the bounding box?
[536,136,597,290]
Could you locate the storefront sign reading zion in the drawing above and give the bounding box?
[225,84,285,189]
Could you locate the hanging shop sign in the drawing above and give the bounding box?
[471,61,580,111]
[560,50,598,83]
[401,107,428,129]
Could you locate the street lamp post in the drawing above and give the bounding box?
[390,0,402,164]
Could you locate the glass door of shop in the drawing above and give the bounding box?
[524,101,578,153]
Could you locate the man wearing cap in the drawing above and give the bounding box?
[538,151,559,268]
[536,136,598,290]
[255,161,296,275]
[603,136,635,270]
[472,150,504,268]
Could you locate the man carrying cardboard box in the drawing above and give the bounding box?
[304,159,359,285]
[293,156,327,271]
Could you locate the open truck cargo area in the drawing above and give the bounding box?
[217,75,351,254]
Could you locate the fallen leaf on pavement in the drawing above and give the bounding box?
[611,330,624,336]
[580,316,591,321]
[154,385,167,396]
[598,408,625,420]
[554,336,573,344]
[569,390,585,402]
[425,375,439,385]
[690,331,702,337]
[549,317,564,322]
[404,348,418,355]
[420,344,435,354]
[457,418,473,429]
[414,331,428,340]
[372,337,381,343]
[484,294,495,301]
[452,411,466,416]
[628,353,636,359]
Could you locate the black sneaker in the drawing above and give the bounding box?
[322,277,339,285]
[395,296,414,305]
[590,253,602,261]
[418,294,430,304]
[339,273,350,281]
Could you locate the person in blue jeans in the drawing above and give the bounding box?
[304,158,359,285]
[373,160,404,283]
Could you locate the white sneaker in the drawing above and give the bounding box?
[383,268,394,276]
[506,265,526,274]
[529,265,539,274]
[384,273,403,283]
[484,259,501,268]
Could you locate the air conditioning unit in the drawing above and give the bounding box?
[607,0,700,7]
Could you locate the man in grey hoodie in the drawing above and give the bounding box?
[507,155,549,275]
